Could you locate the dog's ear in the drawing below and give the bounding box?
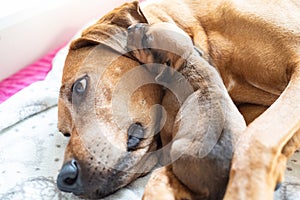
[70,1,148,53]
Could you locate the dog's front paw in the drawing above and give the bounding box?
[127,23,154,63]
[127,22,194,65]
[127,23,149,50]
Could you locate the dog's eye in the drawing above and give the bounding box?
[71,76,88,104]
[127,123,145,151]
[73,77,87,94]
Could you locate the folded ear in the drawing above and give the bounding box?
[70,1,148,53]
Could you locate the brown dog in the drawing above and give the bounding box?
[57,0,300,199]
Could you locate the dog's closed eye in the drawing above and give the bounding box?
[127,123,145,151]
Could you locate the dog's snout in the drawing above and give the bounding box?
[57,159,82,194]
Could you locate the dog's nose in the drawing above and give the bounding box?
[57,159,82,194]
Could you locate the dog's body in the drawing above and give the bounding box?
[142,0,297,111]
[57,0,300,199]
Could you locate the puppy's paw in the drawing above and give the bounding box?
[127,23,148,50]
[127,23,154,63]
[127,22,194,66]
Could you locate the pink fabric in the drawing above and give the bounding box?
[0,47,62,104]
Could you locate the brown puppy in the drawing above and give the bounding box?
[57,0,300,199]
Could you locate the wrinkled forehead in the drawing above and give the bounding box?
[62,45,138,84]
[60,43,161,127]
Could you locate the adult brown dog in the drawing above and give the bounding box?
[56,0,300,199]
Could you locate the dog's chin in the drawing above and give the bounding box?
[78,191,110,199]
[69,142,159,199]
[75,167,155,199]
[74,179,133,199]
[73,186,116,199]
[94,186,125,199]
[71,171,140,199]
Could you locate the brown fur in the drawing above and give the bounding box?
[58,0,300,199]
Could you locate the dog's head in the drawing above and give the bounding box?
[56,2,165,198]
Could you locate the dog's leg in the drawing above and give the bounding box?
[168,51,246,199]
[142,165,194,200]
[142,54,246,198]
[224,68,300,199]
[127,22,246,199]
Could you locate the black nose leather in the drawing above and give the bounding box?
[57,159,82,193]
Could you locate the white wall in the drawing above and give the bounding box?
[0,0,130,81]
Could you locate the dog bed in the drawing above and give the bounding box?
[0,27,300,200]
